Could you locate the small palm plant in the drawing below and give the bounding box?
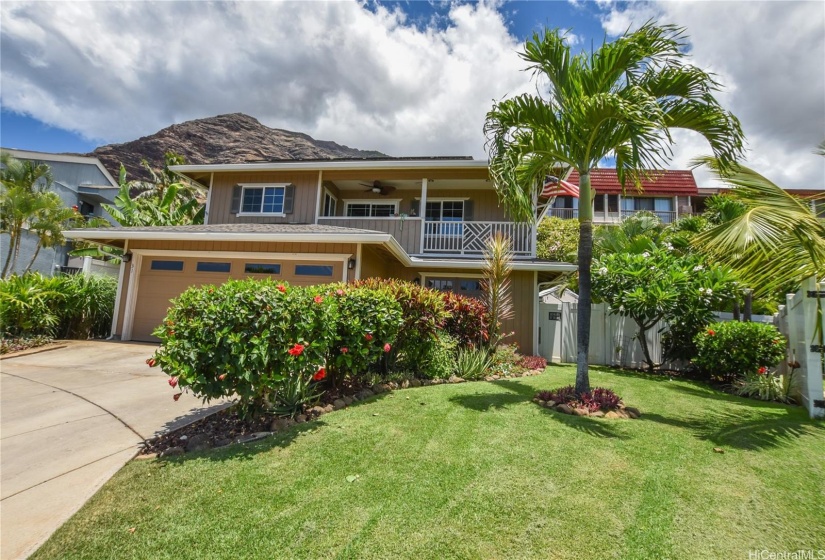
[481,233,514,349]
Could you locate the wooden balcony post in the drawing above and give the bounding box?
[419,178,428,253]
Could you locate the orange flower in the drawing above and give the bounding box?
[288,343,305,357]
[313,368,326,381]
[277,284,286,293]
[707,329,716,336]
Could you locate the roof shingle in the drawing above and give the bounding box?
[566,169,698,196]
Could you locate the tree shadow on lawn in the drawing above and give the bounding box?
[450,379,630,440]
[640,409,824,451]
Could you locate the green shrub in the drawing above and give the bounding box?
[693,321,786,383]
[322,283,402,382]
[490,343,523,376]
[455,347,493,380]
[352,279,450,368]
[736,371,795,403]
[0,272,115,339]
[417,334,458,379]
[441,291,489,348]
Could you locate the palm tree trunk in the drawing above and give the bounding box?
[1,231,16,278]
[9,232,23,276]
[24,240,42,274]
[575,171,593,395]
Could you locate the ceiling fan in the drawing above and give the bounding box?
[360,180,396,196]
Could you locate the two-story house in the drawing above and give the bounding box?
[65,157,577,353]
[547,168,697,224]
[1,148,119,276]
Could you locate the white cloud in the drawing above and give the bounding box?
[0,0,531,159]
[599,1,825,189]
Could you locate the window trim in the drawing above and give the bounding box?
[343,199,400,217]
[237,183,289,216]
[424,199,465,222]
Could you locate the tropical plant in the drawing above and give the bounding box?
[484,23,744,394]
[693,321,786,384]
[593,212,663,257]
[701,194,747,226]
[1,152,54,277]
[455,347,494,380]
[481,233,514,348]
[24,192,81,273]
[536,216,579,262]
[736,370,795,403]
[592,249,738,370]
[441,291,489,348]
[693,158,825,297]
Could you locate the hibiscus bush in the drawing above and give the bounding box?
[151,279,337,417]
[323,283,402,382]
[692,321,786,383]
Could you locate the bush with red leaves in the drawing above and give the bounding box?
[534,385,622,412]
[518,355,547,370]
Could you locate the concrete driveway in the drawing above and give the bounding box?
[1,341,229,560]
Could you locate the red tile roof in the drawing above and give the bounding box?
[566,169,698,196]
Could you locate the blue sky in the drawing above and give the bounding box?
[1,0,823,189]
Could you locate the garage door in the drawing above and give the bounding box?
[131,257,343,341]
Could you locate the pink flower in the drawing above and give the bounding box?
[336,289,345,296]
[168,377,178,388]
[383,343,392,353]
[314,295,323,304]
[288,343,305,357]
[341,347,348,354]
[218,373,227,381]
[365,333,373,341]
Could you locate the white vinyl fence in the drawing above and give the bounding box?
[774,277,825,419]
[539,302,773,370]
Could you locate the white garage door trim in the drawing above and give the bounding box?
[121,249,352,341]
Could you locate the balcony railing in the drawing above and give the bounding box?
[548,208,678,224]
[423,221,534,256]
[548,208,578,219]
[620,210,677,223]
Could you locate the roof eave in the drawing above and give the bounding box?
[169,159,490,174]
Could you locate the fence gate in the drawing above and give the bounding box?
[776,276,825,419]
[538,302,564,362]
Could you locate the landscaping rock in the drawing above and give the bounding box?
[343,396,354,406]
[323,404,334,414]
[372,383,387,394]
[179,435,189,442]
[356,389,374,400]
[270,418,290,431]
[625,407,641,419]
[590,410,605,418]
[448,375,465,384]
[295,414,308,424]
[572,407,590,417]
[159,446,184,458]
[185,434,212,452]
[536,399,546,406]
[333,399,347,411]
[545,400,556,408]
[410,379,421,387]
[556,403,573,415]
[431,379,444,385]
[387,382,398,390]
[401,380,410,389]
[605,411,621,419]
[484,376,495,382]
[491,375,500,380]
[309,405,326,417]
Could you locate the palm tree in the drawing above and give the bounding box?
[693,157,825,297]
[1,152,55,278]
[484,23,744,394]
[25,192,81,273]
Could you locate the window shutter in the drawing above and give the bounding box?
[410,200,420,217]
[284,185,295,214]
[230,185,242,214]
[464,200,474,221]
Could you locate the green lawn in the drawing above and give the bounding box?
[34,366,825,559]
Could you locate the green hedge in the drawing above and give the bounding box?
[693,321,786,383]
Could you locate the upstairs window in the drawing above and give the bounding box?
[242,186,286,214]
[345,201,397,217]
[322,191,338,217]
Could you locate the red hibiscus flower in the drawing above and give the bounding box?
[383,343,392,353]
[168,376,178,388]
[314,295,323,304]
[758,366,767,375]
[277,284,286,293]
[218,373,227,381]
[707,329,716,336]
[341,347,348,354]
[173,392,182,401]
[288,343,305,357]
[364,333,373,341]
[313,368,326,381]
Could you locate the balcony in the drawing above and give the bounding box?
[423,221,533,256]
[547,208,680,224]
[317,217,534,257]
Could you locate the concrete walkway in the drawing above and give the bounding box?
[0,341,229,560]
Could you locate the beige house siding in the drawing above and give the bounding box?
[208,171,319,225]
[326,188,508,222]
[318,217,422,254]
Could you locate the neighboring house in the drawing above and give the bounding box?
[693,186,825,217]
[1,149,119,276]
[65,157,577,353]
[546,168,698,224]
